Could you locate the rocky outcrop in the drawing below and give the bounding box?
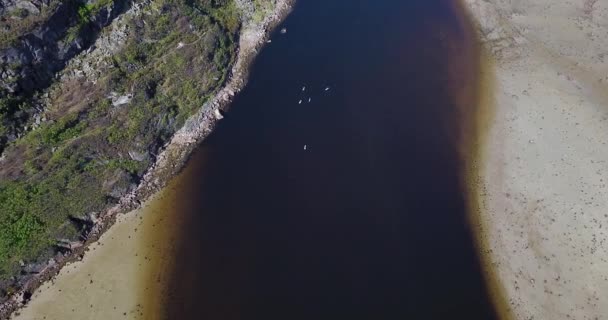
[0,0,133,152]
[0,0,130,95]
[0,0,49,16]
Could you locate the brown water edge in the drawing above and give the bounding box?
[456,2,513,319]
[443,2,512,319]
[138,154,209,320]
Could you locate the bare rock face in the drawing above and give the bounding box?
[128,150,149,162]
[0,0,132,152]
[0,0,129,96]
[22,262,45,274]
[0,0,50,16]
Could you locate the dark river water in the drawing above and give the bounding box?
[162,0,496,319]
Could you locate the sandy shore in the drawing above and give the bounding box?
[464,0,608,319]
[2,1,293,319]
[11,184,184,320]
[11,147,211,319]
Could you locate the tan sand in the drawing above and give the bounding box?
[464,0,608,319]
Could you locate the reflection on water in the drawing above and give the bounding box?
[156,0,497,319]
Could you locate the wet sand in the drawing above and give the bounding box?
[465,0,608,319]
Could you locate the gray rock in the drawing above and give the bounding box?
[128,150,148,162]
[0,0,130,96]
[23,262,45,274]
[15,1,41,15]
[111,94,132,107]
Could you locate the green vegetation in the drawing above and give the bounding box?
[0,0,259,282]
[252,0,274,22]
[26,113,87,146]
[0,146,108,277]
[0,182,47,277]
[66,0,116,43]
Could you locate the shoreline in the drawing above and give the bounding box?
[453,1,514,318]
[465,49,514,320]
[452,1,511,319]
[0,1,294,318]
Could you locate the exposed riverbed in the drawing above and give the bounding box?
[466,0,608,319]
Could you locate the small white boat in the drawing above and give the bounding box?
[303,145,307,150]
[298,100,302,104]
[325,86,330,91]
[302,86,306,92]
[308,97,311,103]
